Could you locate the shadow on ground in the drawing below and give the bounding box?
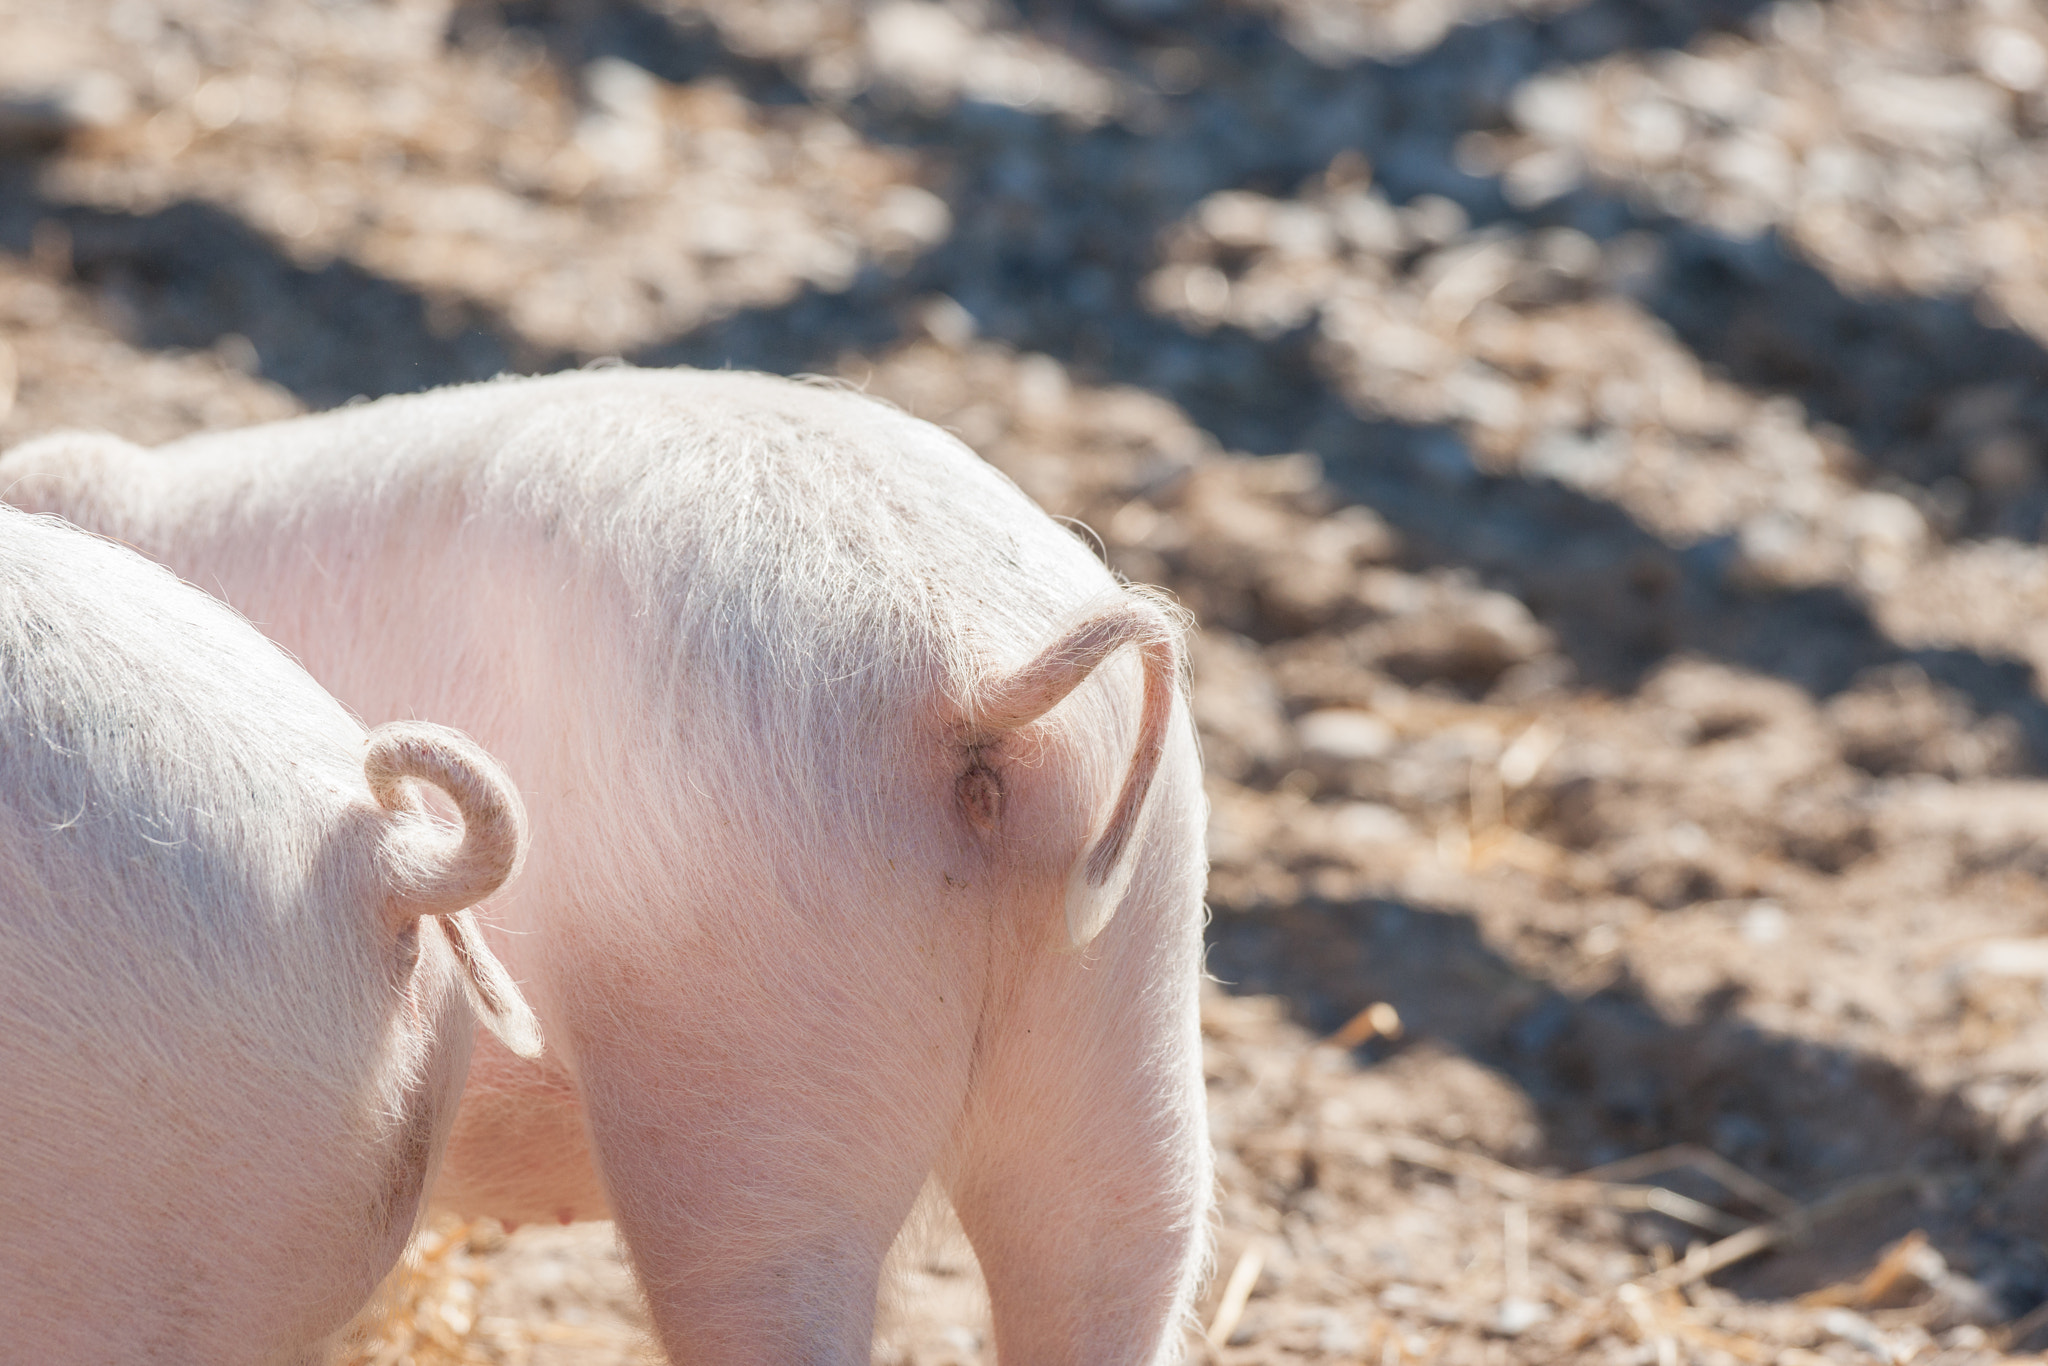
[1207,891,2048,1318]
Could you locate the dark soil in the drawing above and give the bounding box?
[8,1,2048,1362]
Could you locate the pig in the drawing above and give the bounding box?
[1,366,1212,1364]
[0,505,542,1364]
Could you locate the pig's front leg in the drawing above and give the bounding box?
[568,908,986,1363]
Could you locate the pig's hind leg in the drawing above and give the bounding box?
[569,899,988,1364]
[942,767,1213,1366]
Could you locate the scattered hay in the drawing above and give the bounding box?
[338,1215,499,1366]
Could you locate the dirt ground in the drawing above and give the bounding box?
[8,0,2048,1361]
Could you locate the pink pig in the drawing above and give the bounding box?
[0,505,541,1363]
[2,367,1213,1364]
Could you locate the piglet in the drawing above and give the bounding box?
[0,505,541,1364]
[2,367,1212,1364]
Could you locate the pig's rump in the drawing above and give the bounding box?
[0,509,532,1364]
[1,369,1214,1364]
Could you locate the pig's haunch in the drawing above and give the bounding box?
[0,505,539,1362]
[1,367,1214,1365]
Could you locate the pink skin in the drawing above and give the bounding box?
[0,508,539,1364]
[0,368,1213,1364]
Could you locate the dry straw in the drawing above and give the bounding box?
[339,1215,496,1366]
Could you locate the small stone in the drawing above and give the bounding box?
[1525,428,1627,489]
[1494,1298,1550,1336]
[1402,195,1469,247]
[1512,75,1598,141]
[873,185,953,254]
[1329,802,1412,846]
[1967,939,2048,978]
[916,295,977,348]
[1977,26,2048,93]
[1740,901,1787,945]
[866,3,975,104]
[1199,191,1278,250]
[1298,709,1396,763]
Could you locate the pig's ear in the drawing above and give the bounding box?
[970,594,1185,949]
[365,721,544,1059]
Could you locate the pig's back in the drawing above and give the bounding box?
[157,367,1115,688]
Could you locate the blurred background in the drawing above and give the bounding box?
[6,0,2048,1361]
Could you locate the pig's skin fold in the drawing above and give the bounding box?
[0,506,538,1362]
[1,367,1214,1364]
